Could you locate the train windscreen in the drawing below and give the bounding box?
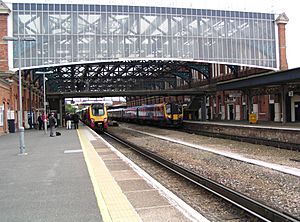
[92,104,105,116]
[166,104,182,115]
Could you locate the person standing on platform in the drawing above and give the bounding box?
[49,113,57,137]
[73,113,79,129]
[66,113,72,129]
[37,114,43,130]
[42,113,47,130]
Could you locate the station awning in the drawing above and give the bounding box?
[217,67,300,91]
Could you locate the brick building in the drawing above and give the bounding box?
[0,1,42,134]
[0,1,11,134]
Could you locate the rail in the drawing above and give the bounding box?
[104,131,299,222]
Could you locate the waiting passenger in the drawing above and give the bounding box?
[73,113,79,129]
[65,113,72,129]
[37,114,43,130]
[49,113,57,137]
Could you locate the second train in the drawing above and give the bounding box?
[108,102,183,127]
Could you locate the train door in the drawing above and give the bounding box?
[295,102,300,121]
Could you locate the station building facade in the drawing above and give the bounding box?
[0,0,298,133]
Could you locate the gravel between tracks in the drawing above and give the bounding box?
[108,123,300,219]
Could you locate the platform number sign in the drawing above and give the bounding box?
[0,105,3,127]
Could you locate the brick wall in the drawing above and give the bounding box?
[0,79,10,134]
[0,14,8,71]
[278,23,288,70]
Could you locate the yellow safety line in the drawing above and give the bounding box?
[77,129,112,222]
[77,129,142,222]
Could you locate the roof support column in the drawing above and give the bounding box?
[245,89,253,120]
[201,95,206,121]
[59,97,63,127]
[281,85,287,124]
[29,83,33,128]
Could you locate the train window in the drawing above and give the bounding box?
[166,104,171,114]
[166,103,182,114]
[173,104,182,114]
[92,104,104,116]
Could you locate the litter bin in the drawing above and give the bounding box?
[8,119,15,133]
[249,113,257,124]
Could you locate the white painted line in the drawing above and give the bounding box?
[86,127,210,222]
[64,149,83,154]
[123,127,300,177]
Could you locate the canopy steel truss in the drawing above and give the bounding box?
[29,60,212,96]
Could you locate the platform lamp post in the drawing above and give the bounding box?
[3,36,36,155]
[35,71,53,134]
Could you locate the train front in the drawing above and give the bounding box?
[165,103,183,127]
[89,104,108,131]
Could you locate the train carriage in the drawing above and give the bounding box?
[108,102,183,127]
[123,106,139,122]
[138,103,168,123]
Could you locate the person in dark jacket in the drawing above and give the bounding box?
[49,113,57,137]
[37,114,43,130]
[72,113,79,129]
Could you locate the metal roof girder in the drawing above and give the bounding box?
[226,64,239,76]
[187,63,211,80]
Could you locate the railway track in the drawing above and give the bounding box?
[103,130,299,222]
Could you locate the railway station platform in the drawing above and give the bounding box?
[183,120,300,150]
[184,120,300,129]
[0,124,202,222]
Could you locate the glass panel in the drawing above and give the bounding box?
[25,4,30,10]
[13,12,18,34]
[11,4,277,68]
[19,3,24,10]
[166,104,171,114]
[13,3,18,10]
[78,5,83,11]
[92,105,104,116]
